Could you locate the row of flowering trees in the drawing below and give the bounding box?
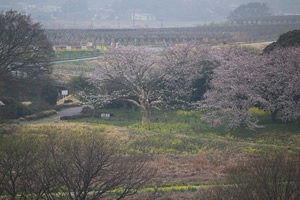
[83,43,300,128]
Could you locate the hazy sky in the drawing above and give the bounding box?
[1,0,300,28]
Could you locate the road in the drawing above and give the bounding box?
[20,106,83,125]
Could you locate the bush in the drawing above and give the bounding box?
[0,98,31,120]
[15,102,31,117]
[21,109,57,121]
[41,84,58,105]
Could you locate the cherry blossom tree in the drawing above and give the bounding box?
[91,46,164,123]
[202,47,263,128]
[161,43,219,106]
[203,47,300,128]
[91,44,217,123]
[257,47,300,121]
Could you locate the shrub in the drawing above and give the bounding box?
[0,98,31,120]
[15,102,31,117]
[41,84,58,105]
[21,109,57,120]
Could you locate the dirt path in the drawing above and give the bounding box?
[20,106,83,125]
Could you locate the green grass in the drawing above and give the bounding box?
[54,49,101,60]
[53,60,97,75]
[1,112,299,199]
[2,106,299,155]
[1,118,299,196]
[70,108,300,154]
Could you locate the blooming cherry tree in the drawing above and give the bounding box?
[161,43,219,107]
[203,47,264,128]
[256,47,300,121]
[91,46,167,123]
[203,47,300,128]
[90,44,217,123]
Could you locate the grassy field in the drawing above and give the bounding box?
[1,106,299,199]
[54,49,101,61]
[71,108,300,155]
[52,60,98,78]
[68,108,300,199]
[51,50,100,78]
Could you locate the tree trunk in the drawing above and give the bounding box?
[271,109,279,121]
[92,106,96,118]
[141,101,151,124]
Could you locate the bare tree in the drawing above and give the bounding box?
[0,135,41,200]
[198,152,300,200]
[47,131,155,200]
[19,138,59,200]
[0,10,53,98]
[0,130,154,200]
[227,152,300,200]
